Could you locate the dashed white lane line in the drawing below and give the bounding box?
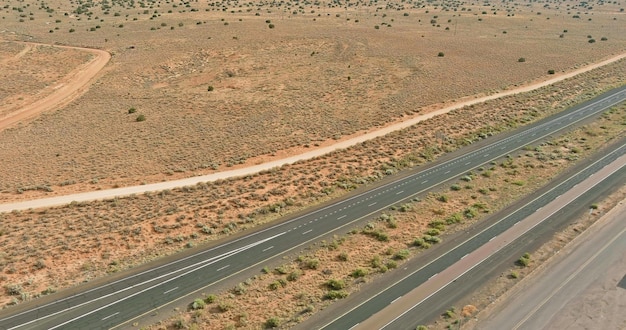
[302,229,313,235]
[368,202,377,207]
[338,215,347,220]
[262,246,274,252]
[390,296,402,305]
[101,312,119,321]
[163,287,178,295]
[396,190,404,195]
[217,265,230,272]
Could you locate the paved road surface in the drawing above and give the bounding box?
[477,201,626,330]
[0,87,624,330]
[307,141,626,330]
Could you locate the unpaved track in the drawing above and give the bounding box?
[0,50,624,212]
[0,41,111,131]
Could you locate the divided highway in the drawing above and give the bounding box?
[0,85,625,330]
[345,142,626,330]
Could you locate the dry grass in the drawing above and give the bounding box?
[0,42,93,117]
[0,0,625,197]
[143,103,626,330]
[0,58,624,315]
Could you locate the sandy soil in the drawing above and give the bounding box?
[0,42,110,131]
[0,0,625,197]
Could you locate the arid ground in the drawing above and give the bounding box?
[0,0,625,328]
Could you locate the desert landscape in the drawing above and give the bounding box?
[0,0,625,328]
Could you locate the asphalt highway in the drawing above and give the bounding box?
[0,85,625,330]
[313,142,626,330]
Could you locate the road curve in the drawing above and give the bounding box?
[0,41,111,131]
[1,51,625,212]
[0,86,624,330]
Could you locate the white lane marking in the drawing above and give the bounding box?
[348,324,360,330]
[368,202,377,207]
[101,312,119,321]
[422,180,428,184]
[461,254,468,260]
[217,265,230,272]
[390,296,402,304]
[396,190,404,195]
[338,215,347,220]
[444,170,450,174]
[163,287,178,295]
[262,246,274,252]
[489,236,496,242]
[429,273,438,280]
[302,229,313,235]
[465,162,471,165]
[484,154,490,157]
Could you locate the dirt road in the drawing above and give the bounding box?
[0,45,624,211]
[0,41,111,131]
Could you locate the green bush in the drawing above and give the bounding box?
[191,298,206,310]
[265,317,280,328]
[128,107,137,114]
[325,279,345,290]
[437,52,445,57]
[287,270,301,281]
[548,69,555,75]
[394,249,410,260]
[324,290,348,300]
[351,268,368,278]
[136,114,146,122]
[205,294,217,303]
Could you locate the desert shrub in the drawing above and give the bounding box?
[426,228,440,236]
[437,194,449,202]
[413,237,429,248]
[374,25,379,29]
[600,37,608,41]
[207,85,214,91]
[518,57,526,62]
[205,294,217,303]
[517,253,531,267]
[191,298,206,310]
[265,317,280,328]
[136,114,146,122]
[450,184,461,191]
[337,252,349,261]
[351,268,368,278]
[324,290,348,300]
[548,69,555,74]
[268,23,275,28]
[510,271,519,279]
[590,204,599,209]
[325,279,345,290]
[423,235,442,244]
[304,258,319,269]
[437,52,445,57]
[287,270,301,281]
[218,302,233,312]
[5,284,23,296]
[128,107,137,114]
[394,249,410,260]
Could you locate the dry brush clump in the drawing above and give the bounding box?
[0,59,624,308]
[1,0,625,195]
[149,107,625,329]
